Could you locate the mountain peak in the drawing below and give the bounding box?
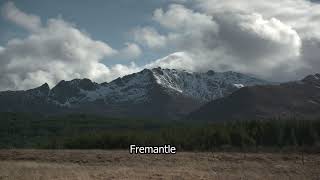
[25,83,50,97]
[27,83,49,90]
[140,68,154,75]
[39,83,50,90]
[53,78,97,90]
[206,70,215,76]
[302,73,320,86]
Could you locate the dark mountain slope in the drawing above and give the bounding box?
[189,74,320,121]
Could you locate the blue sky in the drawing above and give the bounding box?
[1,0,320,90]
[0,0,177,64]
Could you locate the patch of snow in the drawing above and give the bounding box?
[78,70,152,104]
[151,68,267,101]
[309,100,320,105]
[233,84,245,88]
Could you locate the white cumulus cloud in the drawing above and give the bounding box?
[2,1,42,32]
[194,0,320,79]
[118,42,142,59]
[153,4,217,31]
[133,26,167,49]
[0,2,140,90]
[134,3,308,81]
[2,0,320,91]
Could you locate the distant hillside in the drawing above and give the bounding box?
[189,74,320,121]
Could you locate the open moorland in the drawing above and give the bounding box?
[0,150,319,180]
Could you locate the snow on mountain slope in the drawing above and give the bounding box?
[81,69,154,104]
[150,67,268,101]
[56,67,268,105]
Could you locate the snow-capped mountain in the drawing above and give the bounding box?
[0,67,269,119]
[149,68,268,101]
[48,67,268,106]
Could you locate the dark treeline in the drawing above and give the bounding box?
[0,113,319,152]
[63,119,320,152]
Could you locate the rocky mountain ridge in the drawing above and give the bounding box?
[0,67,268,119]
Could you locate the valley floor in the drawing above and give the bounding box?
[0,150,319,180]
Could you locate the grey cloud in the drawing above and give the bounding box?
[300,38,320,75]
[214,12,301,61]
[117,42,142,60]
[153,4,218,32]
[133,26,167,49]
[193,0,320,80]
[135,4,303,81]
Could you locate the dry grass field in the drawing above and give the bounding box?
[0,150,319,180]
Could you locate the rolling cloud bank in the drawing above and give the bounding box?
[1,0,320,90]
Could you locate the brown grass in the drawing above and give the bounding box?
[0,150,319,180]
